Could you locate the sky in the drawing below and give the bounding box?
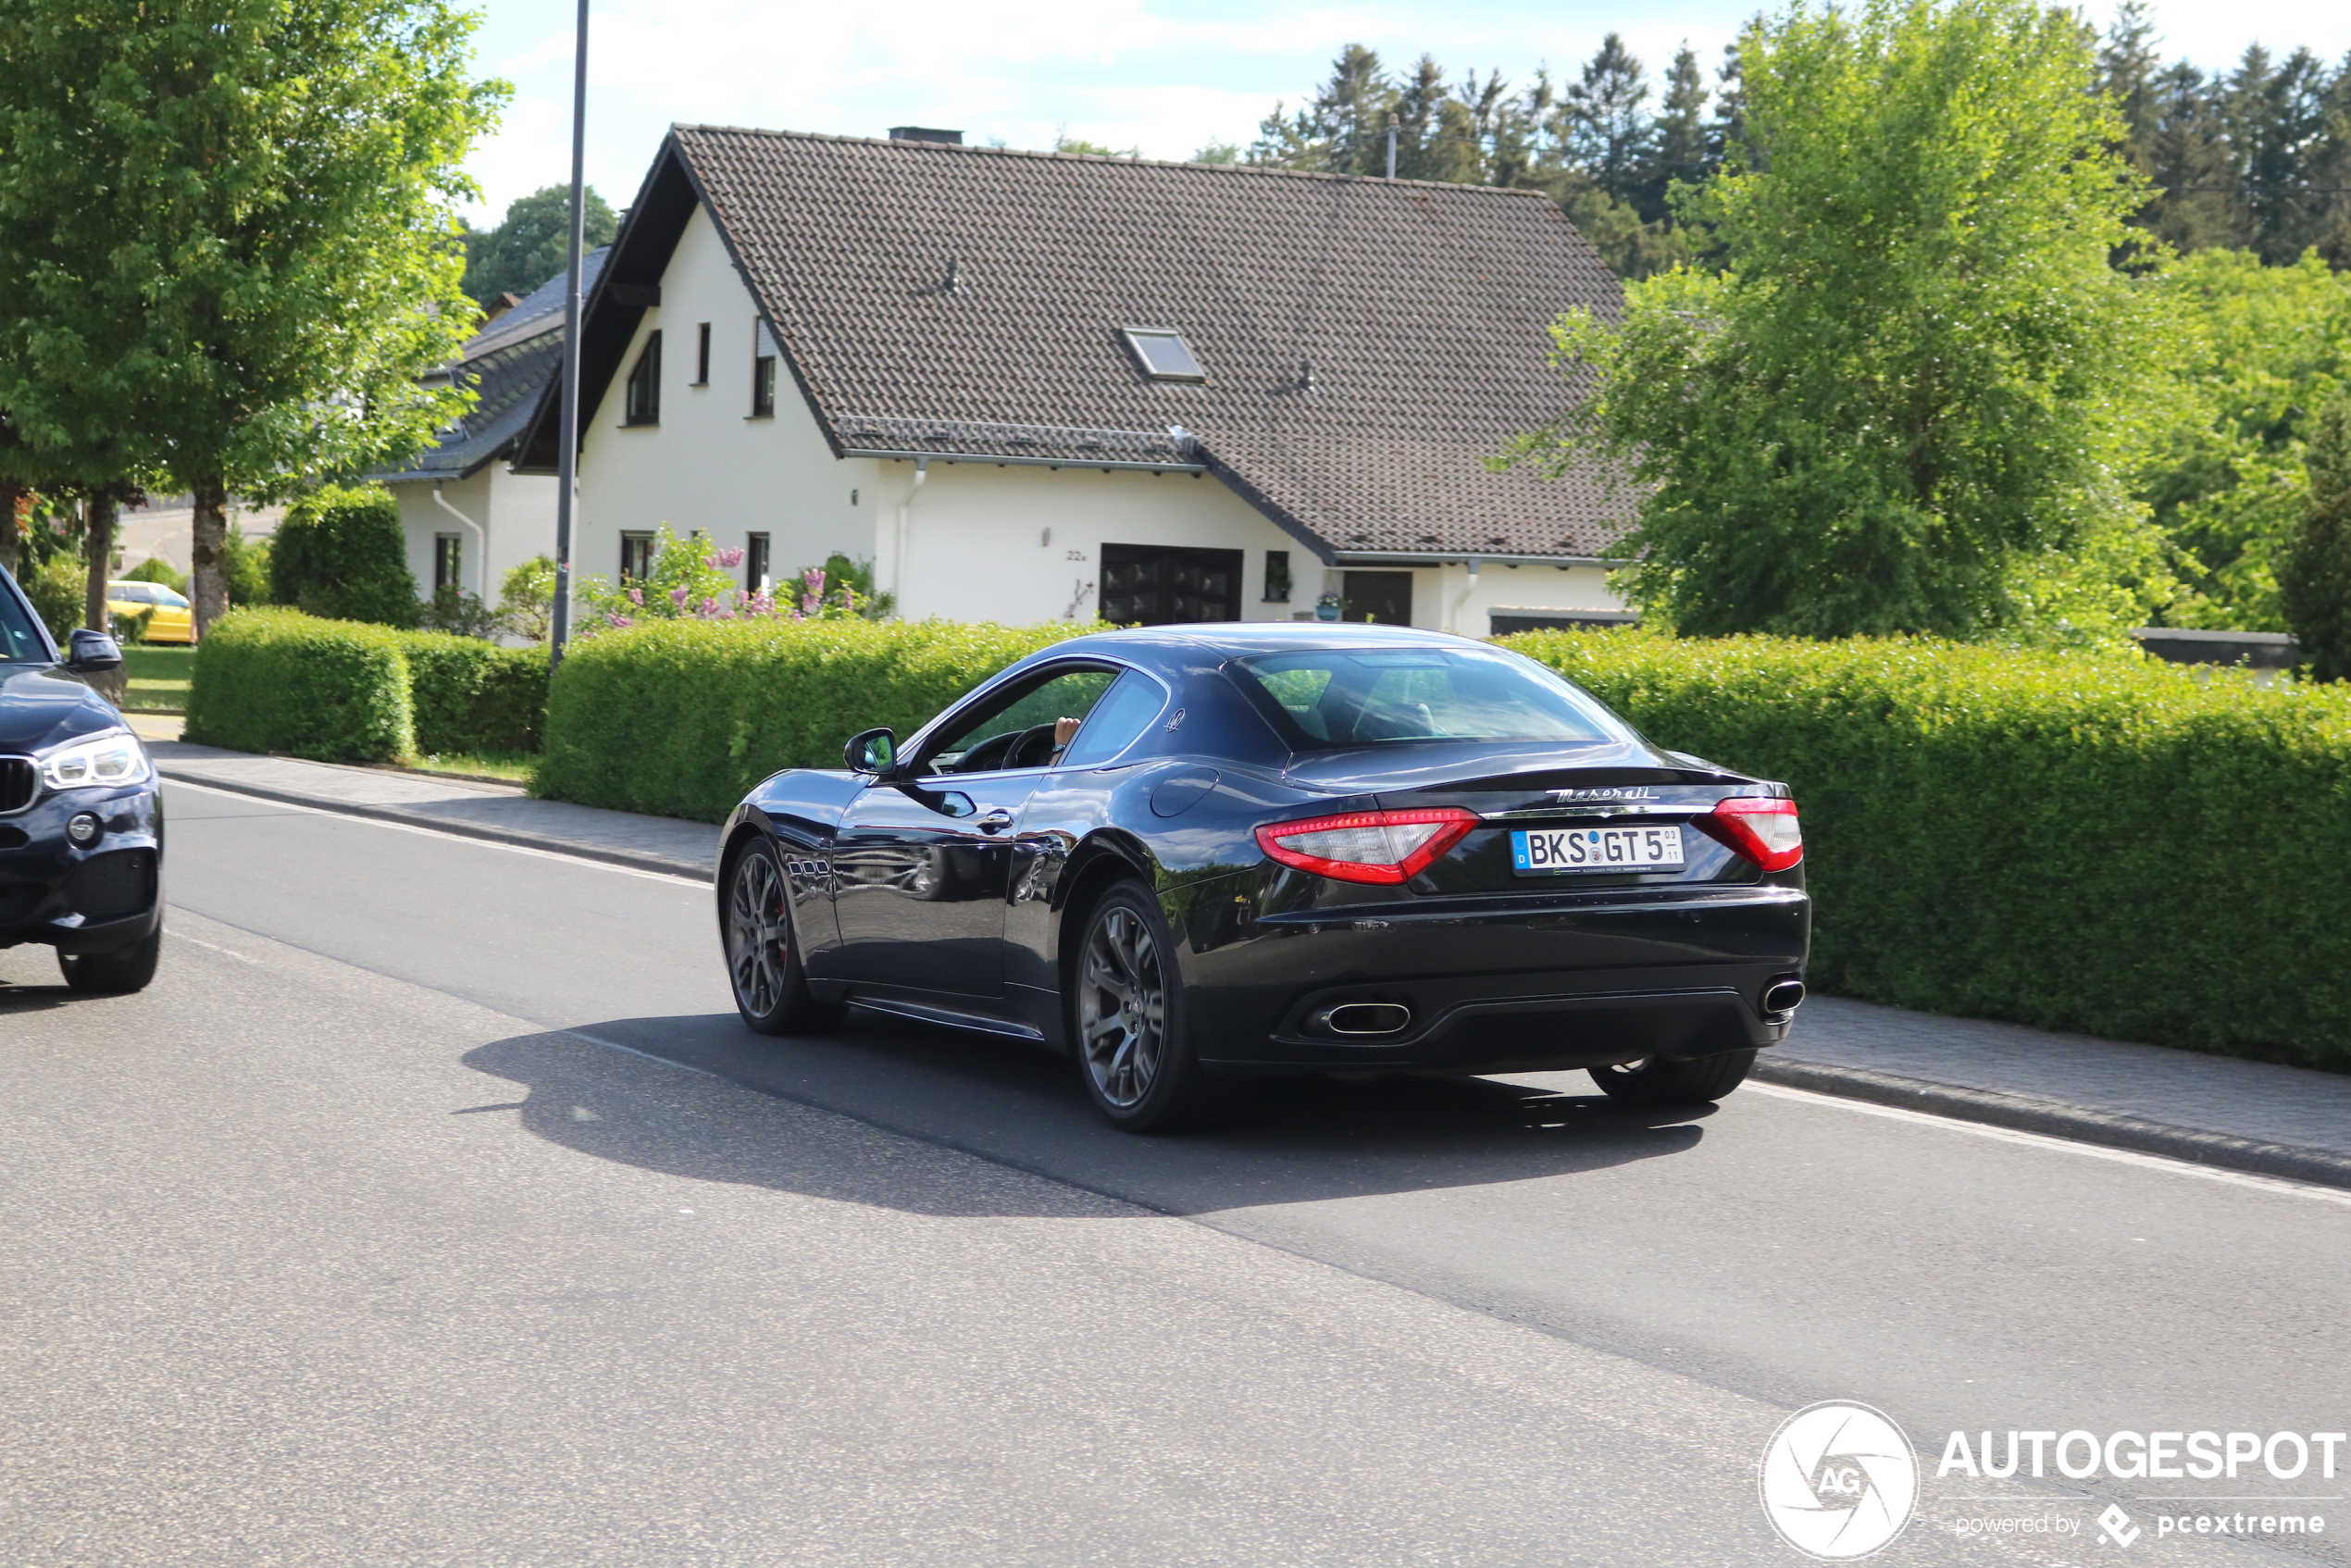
[458,0,2351,224]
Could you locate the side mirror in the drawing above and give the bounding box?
[66,628,123,673]
[844,727,897,777]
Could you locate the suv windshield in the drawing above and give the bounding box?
[1231,646,1632,751]
[0,575,52,662]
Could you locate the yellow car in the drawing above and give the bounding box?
[105,580,194,643]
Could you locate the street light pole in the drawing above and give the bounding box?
[551,0,590,667]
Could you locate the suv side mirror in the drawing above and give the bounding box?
[66,628,123,673]
[844,728,897,776]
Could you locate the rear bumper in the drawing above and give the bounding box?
[0,782,163,953]
[1177,879,1810,1073]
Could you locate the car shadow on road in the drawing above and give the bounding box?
[0,981,76,1018]
[461,1008,1717,1219]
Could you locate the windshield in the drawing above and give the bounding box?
[1231,646,1633,751]
[0,574,53,662]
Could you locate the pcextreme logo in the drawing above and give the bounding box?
[1761,1401,1920,1560]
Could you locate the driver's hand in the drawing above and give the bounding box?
[1053,716,1082,750]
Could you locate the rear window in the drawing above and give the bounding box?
[1231,646,1631,751]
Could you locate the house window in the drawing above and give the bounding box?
[1120,327,1207,383]
[624,330,662,425]
[619,530,654,582]
[1342,570,1414,626]
[1263,550,1291,603]
[694,322,711,385]
[752,354,776,417]
[1100,544,1242,625]
[433,533,463,591]
[745,532,770,593]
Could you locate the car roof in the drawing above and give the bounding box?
[1049,622,1481,661]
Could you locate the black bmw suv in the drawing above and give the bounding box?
[0,564,163,991]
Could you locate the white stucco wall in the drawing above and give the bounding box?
[392,464,558,616]
[566,198,1630,631]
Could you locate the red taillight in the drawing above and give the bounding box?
[1697,795,1803,872]
[1254,807,1480,886]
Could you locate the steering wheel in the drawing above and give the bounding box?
[1001,723,1060,771]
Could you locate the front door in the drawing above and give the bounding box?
[1342,570,1415,626]
[829,664,1125,998]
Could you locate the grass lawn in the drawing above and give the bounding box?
[122,643,193,712]
[405,751,536,786]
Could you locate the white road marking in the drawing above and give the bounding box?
[161,776,712,888]
[169,931,264,964]
[1748,1080,2351,1207]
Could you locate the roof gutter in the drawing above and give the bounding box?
[843,447,1207,476]
[1332,550,1630,568]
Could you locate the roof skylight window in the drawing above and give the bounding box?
[1122,327,1208,383]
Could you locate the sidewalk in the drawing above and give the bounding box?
[148,740,2351,1190]
[151,740,716,879]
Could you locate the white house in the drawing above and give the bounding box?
[372,249,607,608]
[512,127,1642,634]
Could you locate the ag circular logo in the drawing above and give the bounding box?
[1760,1401,1919,1560]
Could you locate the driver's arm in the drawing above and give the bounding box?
[1052,716,1082,753]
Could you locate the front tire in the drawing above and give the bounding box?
[1587,1049,1756,1106]
[1071,882,1220,1133]
[58,926,162,994]
[725,840,844,1037]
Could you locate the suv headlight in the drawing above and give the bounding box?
[41,728,151,790]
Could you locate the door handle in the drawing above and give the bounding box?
[976,809,1016,835]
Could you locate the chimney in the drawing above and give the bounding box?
[888,127,964,145]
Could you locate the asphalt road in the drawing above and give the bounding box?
[1,781,2344,1566]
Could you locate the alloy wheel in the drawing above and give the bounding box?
[728,851,790,1017]
[1078,904,1167,1109]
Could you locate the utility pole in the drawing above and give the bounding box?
[1387,114,1399,179]
[551,0,590,667]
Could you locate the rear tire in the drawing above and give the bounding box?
[725,840,845,1037]
[58,927,162,994]
[1070,881,1224,1133]
[1587,1049,1755,1106]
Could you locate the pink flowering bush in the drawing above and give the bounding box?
[575,526,893,634]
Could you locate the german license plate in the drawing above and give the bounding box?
[1511,825,1685,874]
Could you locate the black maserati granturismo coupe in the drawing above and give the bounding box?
[717,624,1809,1131]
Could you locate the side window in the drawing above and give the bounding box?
[925,666,1119,776]
[1058,670,1168,767]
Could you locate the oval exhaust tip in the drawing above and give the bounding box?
[1321,1002,1412,1037]
[1763,980,1806,1014]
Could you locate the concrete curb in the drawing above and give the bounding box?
[156,765,715,883]
[1753,1056,2351,1192]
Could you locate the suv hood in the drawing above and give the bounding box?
[0,664,120,754]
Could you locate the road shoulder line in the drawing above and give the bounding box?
[157,765,715,882]
[1752,1055,2351,1192]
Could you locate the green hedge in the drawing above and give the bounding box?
[185,610,547,762]
[184,608,415,762]
[1504,630,2351,1072]
[400,632,549,755]
[536,618,1093,823]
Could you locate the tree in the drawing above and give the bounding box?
[1562,35,1652,205]
[270,484,420,626]
[1511,0,2170,640]
[2140,250,2351,629]
[1641,45,1711,220]
[463,183,616,306]
[2281,390,2351,679]
[0,0,504,641]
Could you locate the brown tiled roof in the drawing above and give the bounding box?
[520,127,1633,561]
